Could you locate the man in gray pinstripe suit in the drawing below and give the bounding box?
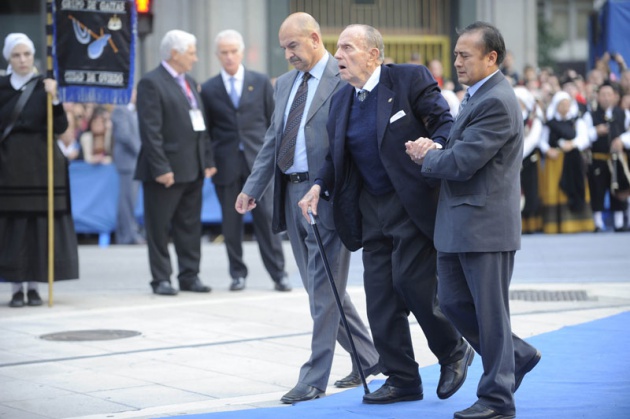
[235,13,379,404]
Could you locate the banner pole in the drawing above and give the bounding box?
[46,0,54,307]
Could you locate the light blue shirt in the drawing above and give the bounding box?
[282,53,330,174]
[465,69,500,98]
[220,65,244,98]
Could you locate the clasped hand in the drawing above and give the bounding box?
[405,137,438,165]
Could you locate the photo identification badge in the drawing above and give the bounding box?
[189,109,206,131]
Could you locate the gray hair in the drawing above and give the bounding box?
[346,24,384,63]
[215,29,244,52]
[159,30,196,61]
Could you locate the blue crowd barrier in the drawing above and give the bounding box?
[68,161,244,246]
[69,161,119,245]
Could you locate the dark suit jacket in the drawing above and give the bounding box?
[243,54,344,234]
[199,69,274,186]
[421,71,523,253]
[317,64,453,250]
[134,65,214,183]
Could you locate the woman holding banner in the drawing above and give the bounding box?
[0,33,79,307]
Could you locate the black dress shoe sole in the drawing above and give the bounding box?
[152,285,178,295]
[362,392,423,404]
[437,345,475,400]
[179,285,211,293]
[280,393,324,404]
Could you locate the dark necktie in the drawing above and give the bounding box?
[277,72,311,172]
[458,91,470,117]
[357,89,368,102]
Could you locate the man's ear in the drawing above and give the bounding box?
[310,32,321,48]
[487,50,498,67]
[369,47,380,63]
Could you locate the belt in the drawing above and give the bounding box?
[284,172,309,183]
[592,152,611,161]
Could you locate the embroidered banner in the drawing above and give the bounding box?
[51,0,136,104]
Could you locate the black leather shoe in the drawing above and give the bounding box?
[515,349,541,391]
[280,383,324,404]
[454,402,515,419]
[334,363,380,388]
[152,281,178,296]
[179,278,211,293]
[274,274,292,292]
[9,291,24,308]
[229,277,246,291]
[362,382,423,404]
[27,290,43,306]
[437,343,474,399]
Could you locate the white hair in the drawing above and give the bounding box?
[159,30,196,61]
[215,29,244,52]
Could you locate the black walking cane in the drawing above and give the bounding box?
[307,208,371,395]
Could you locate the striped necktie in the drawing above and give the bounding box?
[277,72,311,172]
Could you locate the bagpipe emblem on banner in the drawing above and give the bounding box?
[51,0,137,104]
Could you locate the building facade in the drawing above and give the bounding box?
[0,0,598,84]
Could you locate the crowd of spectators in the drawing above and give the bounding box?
[434,52,630,234]
[53,51,630,236]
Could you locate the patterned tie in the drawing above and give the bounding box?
[458,91,470,116]
[229,76,239,108]
[277,72,311,172]
[178,75,197,109]
[357,89,368,102]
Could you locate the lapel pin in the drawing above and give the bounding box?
[388,98,392,103]
[248,86,254,91]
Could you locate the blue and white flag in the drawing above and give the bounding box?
[51,0,136,104]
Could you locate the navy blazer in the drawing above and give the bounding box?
[421,71,523,253]
[200,69,274,186]
[317,64,453,250]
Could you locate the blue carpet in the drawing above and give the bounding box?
[169,311,630,418]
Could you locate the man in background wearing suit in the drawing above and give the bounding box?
[200,30,289,292]
[111,88,145,245]
[407,22,541,419]
[135,30,216,296]
[298,24,472,405]
[235,13,379,403]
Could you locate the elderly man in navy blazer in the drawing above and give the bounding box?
[299,24,473,405]
[200,30,289,292]
[407,22,541,419]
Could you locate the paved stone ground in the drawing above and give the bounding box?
[0,232,629,419]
